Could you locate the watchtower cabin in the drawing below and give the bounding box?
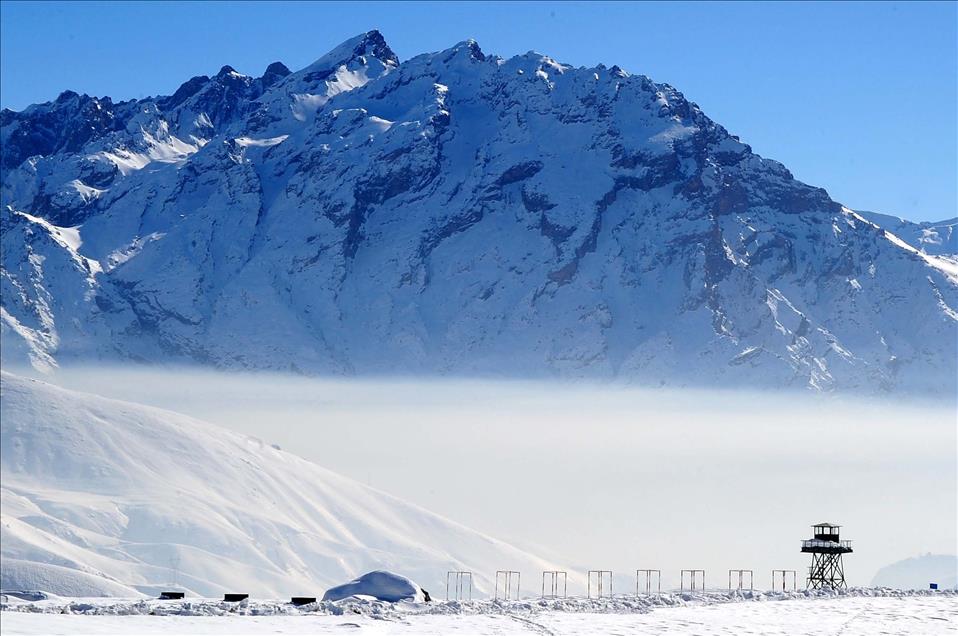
[801,522,852,589]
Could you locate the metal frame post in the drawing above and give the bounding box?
[445,571,473,601]
[636,569,661,595]
[495,570,521,601]
[587,570,613,599]
[680,569,706,591]
[771,569,797,591]
[541,570,567,598]
[728,569,753,591]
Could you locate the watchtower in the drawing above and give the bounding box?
[801,522,852,589]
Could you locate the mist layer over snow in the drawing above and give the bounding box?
[20,366,958,592]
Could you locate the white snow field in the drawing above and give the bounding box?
[0,371,561,599]
[1,589,954,635]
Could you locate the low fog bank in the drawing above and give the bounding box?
[9,365,957,589]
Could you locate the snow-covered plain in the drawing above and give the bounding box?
[2,589,954,635]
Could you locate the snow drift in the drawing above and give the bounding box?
[322,570,429,602]
[0,371,560,597]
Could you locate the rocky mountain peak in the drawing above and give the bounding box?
[355,29,399,66]
[261,61,292,87]
[303,30,399,75]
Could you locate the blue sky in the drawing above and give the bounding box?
[1,1,955,220]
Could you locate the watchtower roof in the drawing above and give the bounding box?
[813,522,840,528]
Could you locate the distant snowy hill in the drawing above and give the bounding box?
[871,554,957,590]
[0,371,560,597]
[2,31,956,394]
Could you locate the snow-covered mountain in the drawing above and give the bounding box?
[855,211,956,258]
[0,371,561,597]
[2,31,956,394]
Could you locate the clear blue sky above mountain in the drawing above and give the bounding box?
[1,1,954,221]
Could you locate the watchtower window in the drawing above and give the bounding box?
[813,524,841,541]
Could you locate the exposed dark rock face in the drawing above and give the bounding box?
[2,94,123,170]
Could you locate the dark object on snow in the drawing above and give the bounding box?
[159,591,184,600]
[422,588,431,602]
[930,583,939,590]
[223,593,249,602]
[801,522,853,590]
[290,596,316,606]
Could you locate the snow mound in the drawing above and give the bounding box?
[0,559,140,598]
[322,570,428,603]
[0,371,560,598]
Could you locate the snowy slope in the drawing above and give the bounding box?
[0,371,560,597]
[2,31,956,395]
[855,210,957,257]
